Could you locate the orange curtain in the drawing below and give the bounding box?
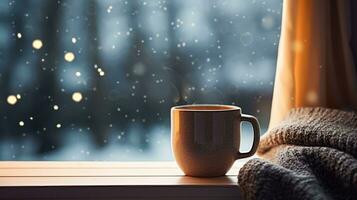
[269,0,357,128]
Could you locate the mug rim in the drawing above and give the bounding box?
[171,104,241,112]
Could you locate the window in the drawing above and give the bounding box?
[0,0,282,160]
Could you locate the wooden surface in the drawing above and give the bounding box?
[0,160,249,200]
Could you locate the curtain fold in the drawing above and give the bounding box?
[269,0,357,128]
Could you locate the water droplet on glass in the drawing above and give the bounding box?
[32,39,43,49]
[72,92,83,102]
[7,95,17,105]
[64,52,75,62]
[240,32,253,46]
[53,105,59,110]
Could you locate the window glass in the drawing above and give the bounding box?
[0,0,282,160]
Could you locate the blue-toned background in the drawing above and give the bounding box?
[0,0,282,160]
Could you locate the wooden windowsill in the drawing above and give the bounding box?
[0,159,251,199]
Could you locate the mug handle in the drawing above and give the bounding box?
[236,114,260,159]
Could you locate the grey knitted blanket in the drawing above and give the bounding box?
[238,107,357,200]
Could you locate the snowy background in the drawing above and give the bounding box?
[0,0,282,160]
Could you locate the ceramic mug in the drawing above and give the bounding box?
[171,104,260,177]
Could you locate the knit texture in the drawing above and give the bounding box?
[238,107,357,200]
